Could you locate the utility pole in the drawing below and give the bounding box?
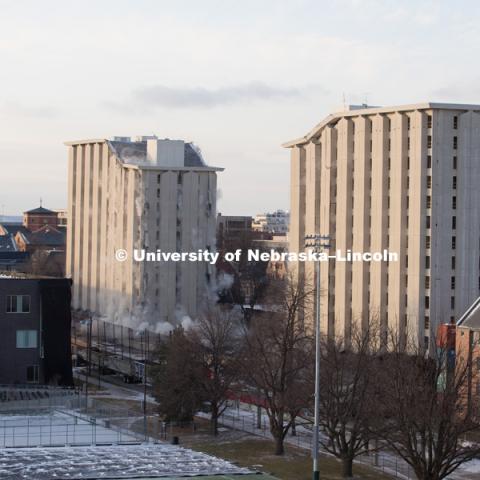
[143,329,149,441]
[305,234,330,480]
[84,314,93,413]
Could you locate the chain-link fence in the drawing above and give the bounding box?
[0,394,158,448]
[214,407,416,479]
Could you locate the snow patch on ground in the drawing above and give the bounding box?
[0,443,252,479]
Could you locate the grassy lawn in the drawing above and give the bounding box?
[182,433,392,480]
[102,404,393,479]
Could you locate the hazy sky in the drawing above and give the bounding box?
[1,0,479,216]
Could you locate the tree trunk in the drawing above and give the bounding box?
[211,404,219,436]
[341,457,353,478]
[274,434,285,455]
[290,416,296,436]
[257,405,262,429]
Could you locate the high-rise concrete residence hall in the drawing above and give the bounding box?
[65,136,222,328]
[284,103,480,349]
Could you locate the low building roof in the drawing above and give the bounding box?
[0,222,29,236]
[25,206,56,215]
[0,234,18,252]
[457,297,480,329]
[17,225,65,247]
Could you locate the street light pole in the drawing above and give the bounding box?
[305,234,330,480]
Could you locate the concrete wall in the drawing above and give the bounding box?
[288,104,480,348]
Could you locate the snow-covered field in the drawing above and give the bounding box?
[0,411,137,447]
[0,443,252,479]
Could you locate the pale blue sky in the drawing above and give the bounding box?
[1,0,479,216]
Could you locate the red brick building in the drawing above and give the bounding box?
[23,206,59,232]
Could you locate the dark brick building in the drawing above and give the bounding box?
[0,275,73,385]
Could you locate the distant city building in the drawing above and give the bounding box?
[253,235,289,280]
[0,274,73,385]
[0,206,66,276]
[65,136,222,328]
[23,206,59,232]
[0,234,29,270]
[285,102,480,349]
[15,224,66,254]
[217,214,253,251]
[54,209,68,227]
[252,210,289,234]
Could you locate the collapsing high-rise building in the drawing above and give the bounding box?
[65,136,222,330]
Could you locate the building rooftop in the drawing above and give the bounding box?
[25,206,56,215]
[0,234,18,252]
[64,137,223,171]
[0,222,29,236]
[18,224,65,247]
[283,101,480,148]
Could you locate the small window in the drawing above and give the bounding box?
[452,176,457,189]
[453,116,458,130]
[453,137,458,149]
[426,236,431,249]
[452,216,456,229]
[426,216,431,229]
[451,276,456,290]
[453,156,457,169]
[452,196,456,210]
[426,196,431,209]
[451,296,455,310]
[452,256,456,270]
[157,188,160,198]
[425,316,430,329]
[425,296,430,309]
[16,330,37,349]
[427,115,432,129]
[427,176,432,189]
[407,117,411,130]
[427,155,432,168]
[407,157,410,170]
[157,174,161,184]
[425,276,430,289]
[427,135,432,148]
[426,256,430,269]
[452,236,456,250]
[6,295,30,313]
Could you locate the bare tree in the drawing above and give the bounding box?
[24,249,65,277]
[318,324,380,478]
[152,328,205,423]
[188,307,241,435]
[374,333,480,480]
[239,274,314,455]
